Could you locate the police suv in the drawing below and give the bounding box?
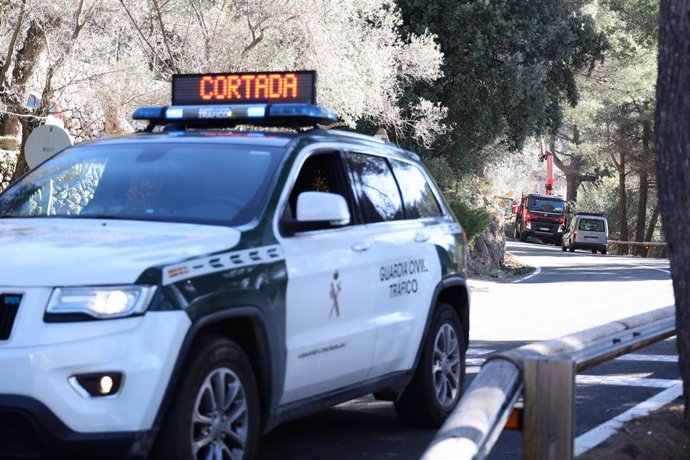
[0,71,470,460]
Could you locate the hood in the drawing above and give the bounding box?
[0,218,241,287]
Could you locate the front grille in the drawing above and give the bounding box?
[0,294,22,340]
[531,219,558,233]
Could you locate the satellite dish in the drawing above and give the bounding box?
[25,124,73,169]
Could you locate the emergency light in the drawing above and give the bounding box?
[132,71,337,130]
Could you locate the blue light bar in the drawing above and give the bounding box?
[268,104,337,121]
[132,106,166,120]
[132,103,338,129]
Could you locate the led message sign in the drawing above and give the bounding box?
[172,71,316,105]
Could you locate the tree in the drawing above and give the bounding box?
[396,0,608,174]
[1,0,98,180]
[655,0,690,418]
[117,0,447,146]
[554,1,659,244]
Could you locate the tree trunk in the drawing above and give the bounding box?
[635,171,649,254]
[655,0,690,420]
[566,176,580,202]
[644,201,660,243]
[618,151,629,254]
[0,20,52,136]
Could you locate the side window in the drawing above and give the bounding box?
[389,159,443,219]
[347,152,404,223]
[286,151,352,222]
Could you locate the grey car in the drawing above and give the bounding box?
[562,213,608,254]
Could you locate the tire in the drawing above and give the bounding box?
[591,249,597,254]
[519,229,527,242]
[395,302,466,428]
[601,249,607,255]
[153,335,260,460]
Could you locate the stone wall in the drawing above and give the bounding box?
[0,149,17,192]
[467,208,506,275]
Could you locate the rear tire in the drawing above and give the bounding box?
[153,335,260,460]
[395,302,466,428]
[591,249,597,254]
[601,249,607,255]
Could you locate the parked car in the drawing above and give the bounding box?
[562,212,609,254]
[0,71,470,460]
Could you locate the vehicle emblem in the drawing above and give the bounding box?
[329,270,341,318]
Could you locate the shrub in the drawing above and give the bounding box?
[445,195,491,242]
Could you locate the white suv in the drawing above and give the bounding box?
[0,71,470,460]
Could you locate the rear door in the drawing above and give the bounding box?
[576,217,607,245]
[344,152,442,377]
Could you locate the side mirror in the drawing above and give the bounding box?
[282,192,351,234]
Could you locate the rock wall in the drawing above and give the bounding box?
[468,208,506,274]
[0,150,17,192]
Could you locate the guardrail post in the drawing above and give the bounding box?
[522,356,575,460]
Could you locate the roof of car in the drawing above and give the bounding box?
[74,128,421,162]
[575,212,606,218]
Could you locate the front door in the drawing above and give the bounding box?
[279,149,377,404]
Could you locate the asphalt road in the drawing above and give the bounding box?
[256,240,678,459]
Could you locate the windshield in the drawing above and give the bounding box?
[528,197,565,213]
[0,142,284,226]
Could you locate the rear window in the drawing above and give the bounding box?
[0,142,284,226]
[578,218,605,232]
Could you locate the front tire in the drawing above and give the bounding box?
[395,302,466,427]
[154,335,260,460]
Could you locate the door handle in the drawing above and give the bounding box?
[414,231,430,243]
[351,240,372,252]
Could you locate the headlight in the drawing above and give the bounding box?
[47,286,157,319]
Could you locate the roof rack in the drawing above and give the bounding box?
[133,103,338,132]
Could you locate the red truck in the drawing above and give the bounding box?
[513,193,567,245]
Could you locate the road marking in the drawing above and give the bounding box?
[467,348,494,356]
[574,382,683,456]
[616,354,677,363]
[576,374,680,389]
[631,265,671,275]
[511,265,541,283]
[505,250,542,283]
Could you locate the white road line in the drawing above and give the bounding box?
[574,383,683,456]
[512,265,542,283]
[630,265,671,275]
[467,348,495,356]
[615,354,677,363]
[576,374,680,389]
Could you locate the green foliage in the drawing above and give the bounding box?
[445,195,491,242]
[396,0,608,174]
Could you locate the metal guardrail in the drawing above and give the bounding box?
[421,306,676,460]
[607,240,668,258]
